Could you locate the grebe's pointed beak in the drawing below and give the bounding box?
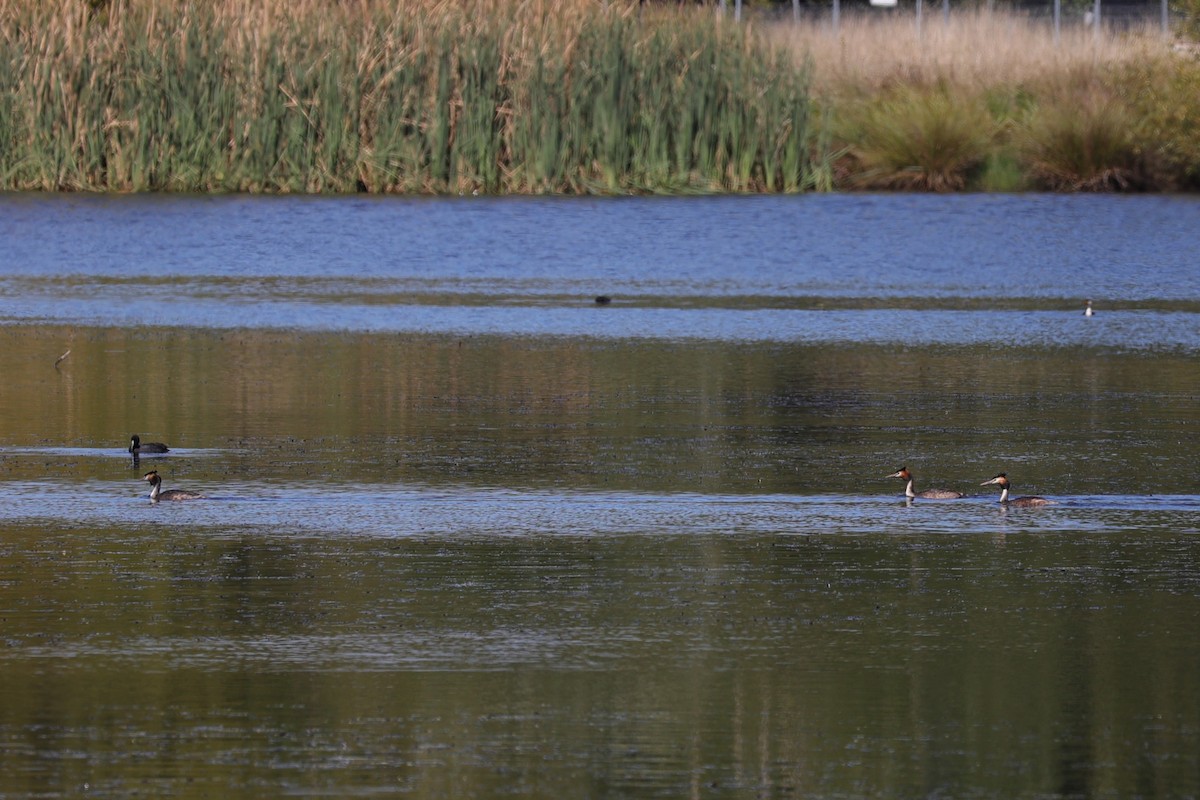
[886,470,905,479]
[980,476,1003,486]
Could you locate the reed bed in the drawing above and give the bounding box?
[0,0,1197,193]
[0,0,822,194]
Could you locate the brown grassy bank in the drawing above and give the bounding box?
[771,10,1200,190]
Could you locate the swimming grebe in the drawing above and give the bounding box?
[887,467,964,499]
[129,435,170,455]
[143,470,204,501]
[1084,300,1094,317]
[980,473,1053,506]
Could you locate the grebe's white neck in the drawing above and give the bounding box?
[903,478,916,498]
[147,474,161,501]
[998,485,1009,502]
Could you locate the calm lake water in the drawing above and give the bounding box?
[1,193,1198,798]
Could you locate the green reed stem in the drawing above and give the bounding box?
[0,1,820,194]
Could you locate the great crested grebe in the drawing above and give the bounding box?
[1084,300,1094,317]
[980,473,1053,506]
[887,467,964,499]
[129,434,170,455]
[143,470,205,502]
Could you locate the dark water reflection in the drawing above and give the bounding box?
[1,195,1199,798]
[3,523,1199,798]
[1,328,1196,496]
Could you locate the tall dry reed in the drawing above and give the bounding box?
[768,9,1168,94]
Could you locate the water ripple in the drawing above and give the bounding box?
[1,479,1196,539]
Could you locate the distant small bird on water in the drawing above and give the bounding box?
[594,295,612,305]
[1084,300,1094,317]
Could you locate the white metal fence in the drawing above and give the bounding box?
[716,0,1175,36]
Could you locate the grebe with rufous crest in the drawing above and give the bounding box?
[143,470,205,502]
[887,467,964,499]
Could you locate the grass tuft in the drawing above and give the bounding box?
[838,86,995,191]
[1018,88,1143,191]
